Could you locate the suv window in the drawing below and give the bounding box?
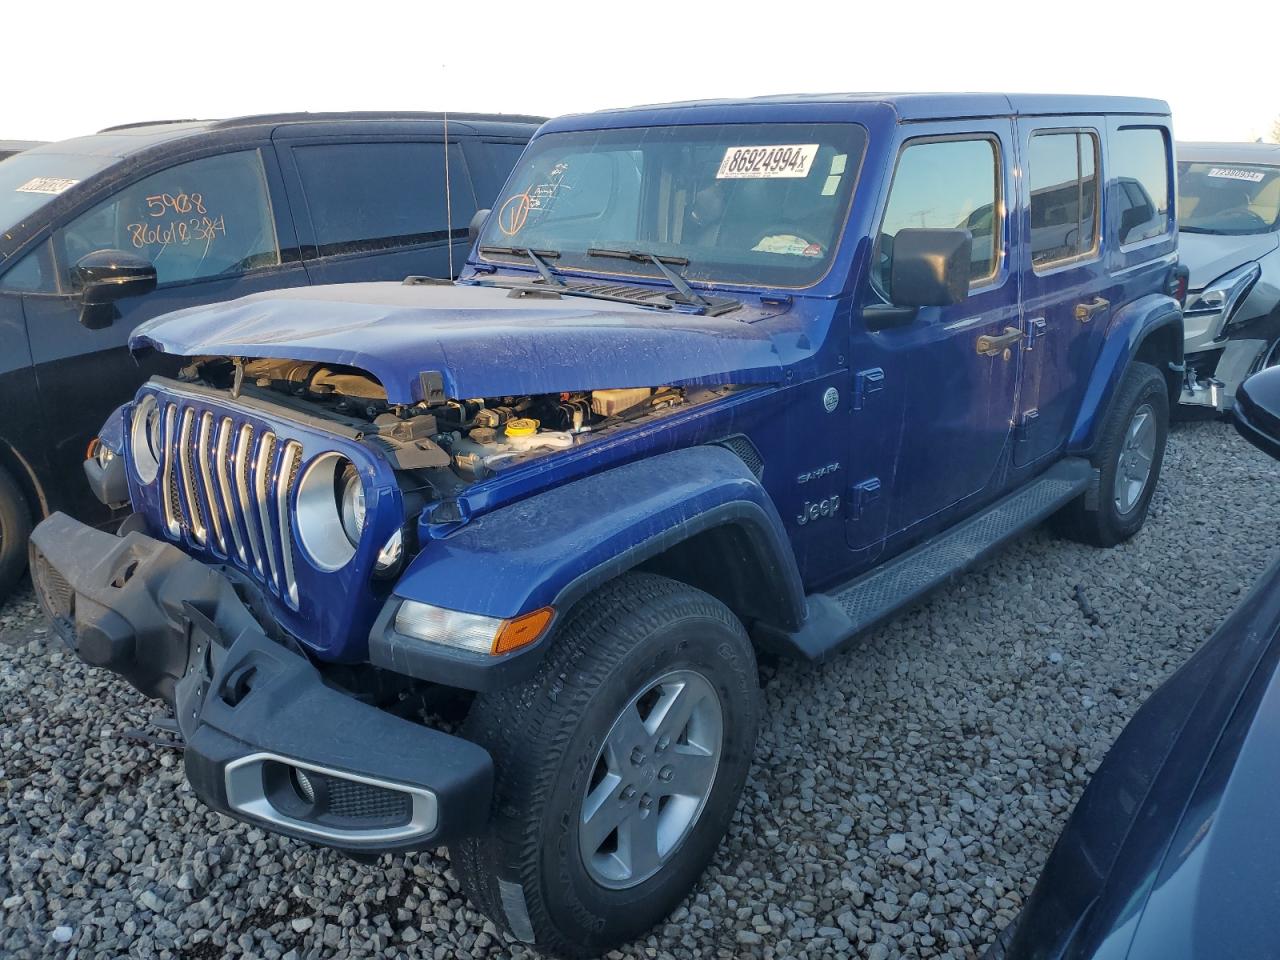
[877,137,1000,292]
[1177,160,1280,236]
[293,142,476,258]
[476,122,868,289]
[1112,127,1172,246]
[1028,131,1099,269]
[58,150,280,287]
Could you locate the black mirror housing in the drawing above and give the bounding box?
[75,250,157,329]
[1234,366,1280,461]
[468,208,491,246]
[889,228,973,308]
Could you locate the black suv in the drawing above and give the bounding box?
[0,111,541,598]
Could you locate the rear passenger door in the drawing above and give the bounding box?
[1013,119,1111,466]
[277,136,479,283]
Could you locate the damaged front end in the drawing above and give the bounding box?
[28,514,492,852]
[29,346,733,850]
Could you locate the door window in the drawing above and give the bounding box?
[56,150,280,287]
[877,137,1001,292]
[293,142,476,257]
[0,240,56,293]
[1111,127,1172,246]
[1027,131,1100,269]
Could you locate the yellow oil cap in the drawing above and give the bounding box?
[504,418,539,438]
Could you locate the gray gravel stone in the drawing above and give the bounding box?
[1,422,1273,959]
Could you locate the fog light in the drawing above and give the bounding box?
[394,601,554,655]
[292,766,316,804]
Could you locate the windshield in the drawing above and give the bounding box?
[1177,161,1280,235]
[477,122,868,289]
[0,152,112,236]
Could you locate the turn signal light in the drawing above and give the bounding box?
[492,606,555,655]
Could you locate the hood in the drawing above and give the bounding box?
[129,281,792,404]
[1177,230,1280,289]
[1117,638,1280,960]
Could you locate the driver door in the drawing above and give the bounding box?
[849,123,1023,551]
[21,146,307,522]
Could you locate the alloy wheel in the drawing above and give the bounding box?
[579,669,723,889]
[1114,402,1157,515]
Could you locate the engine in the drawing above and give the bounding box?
[180,357,688,484]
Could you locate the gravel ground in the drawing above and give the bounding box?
[2,420,1276,960]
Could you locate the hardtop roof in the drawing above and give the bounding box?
[541,92,1170,133]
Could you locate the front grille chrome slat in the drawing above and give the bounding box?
[144,393,303,611]
[276,442,302,608]
[196,412,225,556]
[161,404,182,538]
[177,408,207,546]
[214,417,248,565]
[255,433,281,594]
[234,425,265,578]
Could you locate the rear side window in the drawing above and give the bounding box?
[1111,127,1172,246]
[293,142,477,257]
[877,137,1001,291]
[1027,130,1099,269]
[57,150,280,286]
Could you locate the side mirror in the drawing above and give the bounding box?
[865,228,972,331]
[74,250,157,330]
[1234,365,1280,460]
[468,208,491,246]
[890,228,972,307]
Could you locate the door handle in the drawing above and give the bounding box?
[976,326,1023,357]
[1074,297,1110,322]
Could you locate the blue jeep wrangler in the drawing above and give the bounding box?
[29,94,1184,956]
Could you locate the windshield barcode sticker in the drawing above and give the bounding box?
[717,144,819,179]
[1207,167,1266,183]
[16,177,80,195]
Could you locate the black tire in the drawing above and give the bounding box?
[982,916,1019,960]
[0,464,33,602]
[450,573,761,958]
[1051,361,1168,547]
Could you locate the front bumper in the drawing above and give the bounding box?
[28,513,493,853]
[1180,338,1269,411]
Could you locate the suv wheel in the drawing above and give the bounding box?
[450,573,761,958]
[1052,361,1169,547]
[0,464,33,602]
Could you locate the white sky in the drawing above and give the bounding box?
[8,1,1277,145]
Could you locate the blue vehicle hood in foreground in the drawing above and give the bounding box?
[129,281,793,404]
[1002,552,1280,960]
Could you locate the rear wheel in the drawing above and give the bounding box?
[0,465,33,602]
[450,573,760,958]
[1052,361,1168,547]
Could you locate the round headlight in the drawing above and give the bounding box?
[340,468,366,546]
[129,394,162,483]
[296,453,361,571]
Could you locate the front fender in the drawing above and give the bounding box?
[1068,294,1182,453]
[372,445,805,690]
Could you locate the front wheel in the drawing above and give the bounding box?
[450,573,761,958]
[1051,361,1169,547]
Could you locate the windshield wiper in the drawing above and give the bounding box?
[586,247,711,308]
[478,245,565,287]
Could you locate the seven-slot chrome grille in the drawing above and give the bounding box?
[153,400,303,608]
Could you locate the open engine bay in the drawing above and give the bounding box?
[177,357,729,488]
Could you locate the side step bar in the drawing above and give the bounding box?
[761,457,1096,661]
